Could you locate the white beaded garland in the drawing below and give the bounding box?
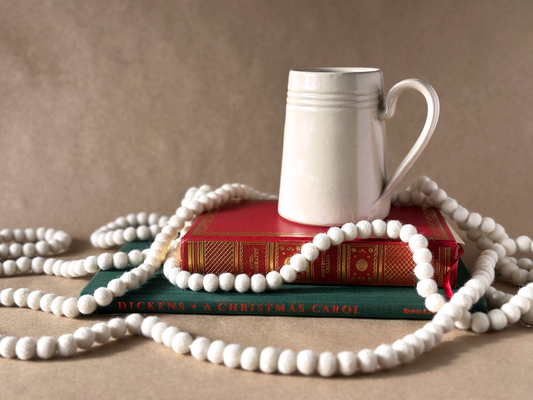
[2,179,533,378]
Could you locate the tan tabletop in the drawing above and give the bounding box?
[1,1,533,399]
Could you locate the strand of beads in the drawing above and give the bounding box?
[162,219,437,299]
[0,228,72,276]
[2,177,533,377]
[90,213,169,249]
[395,176,533,332]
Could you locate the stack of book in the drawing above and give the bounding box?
[80,200,486,319]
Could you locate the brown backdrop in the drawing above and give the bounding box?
[1,1,532,399]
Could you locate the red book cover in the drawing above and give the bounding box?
[180,201,463,288]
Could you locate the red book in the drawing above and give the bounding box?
[180,201,463,288]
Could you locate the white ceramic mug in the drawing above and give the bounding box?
[278,68,439,226]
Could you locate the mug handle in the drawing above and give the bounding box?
[376,78,440,201]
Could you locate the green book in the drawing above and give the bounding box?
[79,242,486,320]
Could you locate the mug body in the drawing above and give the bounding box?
[278,68,390,226]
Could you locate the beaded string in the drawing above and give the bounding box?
[1,176,533,377]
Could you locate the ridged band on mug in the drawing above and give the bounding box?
[287,89,381,108]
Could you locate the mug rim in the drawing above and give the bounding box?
[291,67,380,74]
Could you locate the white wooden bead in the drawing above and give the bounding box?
[466,212,482,229]
[327,227,344,246]
[423,323,443,344]
[290,254,308,273]
[416,279,437,297]
[399,224,417,243]
[125,314,143,335]
[357,349,377,373]
[297,349,318,375]
[223,344,243,368]
[520,306,533,325]
[203,274,219,293]
[83,256,98,273]
[16,337,37,360]
[140,316,160,337]
[452,207,469,224]
[392,340,414,364]
[455,311,472,330]
[518,258,533,271]
[337,351,357,375]
[471,312,490,333]
[27,290,44,310]
[301,243,319,262]
[516,235,533,253]
[56,334,76,357]
[414,262,434,280]
[466,228,483,242]
[450,292,472,311]
[488,309,507,331]
[500,303,520,325]
[371,220,387,238]
[251,274,267,293]
[14,288,30,307]
[97,253,114,271]
[375,344,398,369]
[409,234,428,252]
[151,322,169,344]
[207,340,226,364]
[128,250,144,267]
[108,279,127,297]
[518,286,533,301]
[175,271,191,289]
[280,265,297,283]
[500,262,518,280]
[312,233,331,251]
[429,189,447,206]
[123,227,137,242]
[479,217,496,234]
[0,336,17,358]
[501,238,517,255]
[62,298,80,318]
[278,349,297,374]
[356,221,372,239]
[1,288,15,306]
[425,293,445,313]
[39,294,55,312]
[317,351,338,377]
[235,274,251,293]
[113,252,129,270]
[341,223,358,241]
[3,260,17,276]
[432,314,454,333]
[241,347,260,371]
[74,327,95,349]
[219,273,235,291]
[92,322,111,343]
[511,269,528,285]
[413,248,432,264]
[410,190,425,206]
[22,243,36,258]
[266,271,283,290]
[488,224,506,242]
[36,336,57,359]
[176,206,194,221]
[414,329,435,352]
[398,190,412,205]
[78,295,97,314]
[9,243,22,258]
[51,296,66,316]
[120,272,139,290]
[108,318,127,339]
[420,180,437,195]
[440,198,458,215]
[509,295,531,313]
[259,347,279,373]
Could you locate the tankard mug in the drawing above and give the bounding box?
[278,68,439,226]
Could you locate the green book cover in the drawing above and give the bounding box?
[79,242,486,320]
